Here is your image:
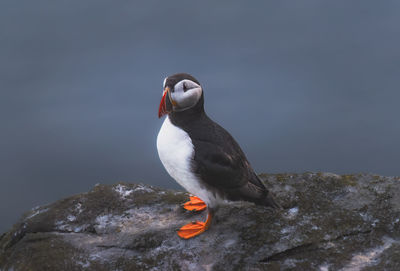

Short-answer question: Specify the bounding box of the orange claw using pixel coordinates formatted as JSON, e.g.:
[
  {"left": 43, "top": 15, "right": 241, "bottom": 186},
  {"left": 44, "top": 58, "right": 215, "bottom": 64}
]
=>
[
  {"left": 183, "top": 196, "right": 207, "bottom": 212},
  {"left": 177, "top": 211, "right": 213, "bottom": 239}
]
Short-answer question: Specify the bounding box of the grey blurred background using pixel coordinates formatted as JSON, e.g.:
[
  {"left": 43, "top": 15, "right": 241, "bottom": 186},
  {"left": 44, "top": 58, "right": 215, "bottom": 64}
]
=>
[{"left": 1, "top": 0, "right": 399, "bottom": 233}]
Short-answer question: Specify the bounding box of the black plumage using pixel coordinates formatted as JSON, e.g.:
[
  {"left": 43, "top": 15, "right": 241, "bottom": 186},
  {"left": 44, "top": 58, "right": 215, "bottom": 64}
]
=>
[{"left": 165, "top": 74, "right": 280, "bottom": 208}]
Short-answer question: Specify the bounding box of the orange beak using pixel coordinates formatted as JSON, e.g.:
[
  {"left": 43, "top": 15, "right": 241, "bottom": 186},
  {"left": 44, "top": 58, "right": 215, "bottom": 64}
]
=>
[{"left": 158, "top": 87, "right": 172, "bottom": 118}]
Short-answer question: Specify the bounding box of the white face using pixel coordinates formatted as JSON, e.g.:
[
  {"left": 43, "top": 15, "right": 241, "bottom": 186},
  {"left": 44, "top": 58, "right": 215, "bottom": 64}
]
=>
[{"left": 169, "top": 79, "right": 202, "bottom": 111}]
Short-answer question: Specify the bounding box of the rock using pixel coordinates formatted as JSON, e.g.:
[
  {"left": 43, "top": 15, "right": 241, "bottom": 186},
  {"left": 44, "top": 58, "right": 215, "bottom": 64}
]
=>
[{"left": 1, "top": 173, "right": 400, "bottom": 270}]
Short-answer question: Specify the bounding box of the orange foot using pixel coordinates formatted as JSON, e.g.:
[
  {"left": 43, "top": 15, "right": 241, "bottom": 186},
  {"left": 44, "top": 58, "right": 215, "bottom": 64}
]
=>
[
  {"left": 183, "top": 196, "right": 207, "bottom": 212},
  {"left": 177, "top": 211, "right": 213, "bottom": 239}
]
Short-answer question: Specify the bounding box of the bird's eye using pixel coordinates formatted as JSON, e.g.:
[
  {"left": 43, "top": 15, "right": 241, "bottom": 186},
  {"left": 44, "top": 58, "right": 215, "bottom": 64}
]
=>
[{"left": 183, "top": 83, "right": 188, "bottom": 92}]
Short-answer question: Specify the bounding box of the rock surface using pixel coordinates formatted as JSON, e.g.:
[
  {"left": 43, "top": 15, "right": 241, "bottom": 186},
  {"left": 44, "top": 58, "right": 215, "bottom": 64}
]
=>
[{"left": 1, "top": 173, "right": 400, "bottom": 270}]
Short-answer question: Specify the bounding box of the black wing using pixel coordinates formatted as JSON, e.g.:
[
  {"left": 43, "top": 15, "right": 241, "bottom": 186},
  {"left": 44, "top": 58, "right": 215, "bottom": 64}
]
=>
[
  {"left": 191, "top": 138, "right": 247, "bottom": 189},
  {"left": 190, "top": 120, "right": 272, "bottom": 205}
]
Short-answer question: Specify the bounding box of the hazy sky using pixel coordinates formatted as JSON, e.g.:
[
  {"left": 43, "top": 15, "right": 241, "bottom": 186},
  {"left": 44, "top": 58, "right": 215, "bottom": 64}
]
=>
[{"left": 1, "top": 1, "right": 399, "bottom": 233}]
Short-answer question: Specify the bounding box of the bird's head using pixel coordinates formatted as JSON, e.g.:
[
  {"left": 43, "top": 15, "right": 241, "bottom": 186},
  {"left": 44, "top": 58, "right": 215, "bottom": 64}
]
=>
[{"left": 158, "top": 73, "right": 203, "bottom": 118}]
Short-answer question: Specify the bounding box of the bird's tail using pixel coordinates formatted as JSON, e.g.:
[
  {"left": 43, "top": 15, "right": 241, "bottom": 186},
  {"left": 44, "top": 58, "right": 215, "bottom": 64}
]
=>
[{"left": 262, "top": 190, "right": 282, "bottom": 209}]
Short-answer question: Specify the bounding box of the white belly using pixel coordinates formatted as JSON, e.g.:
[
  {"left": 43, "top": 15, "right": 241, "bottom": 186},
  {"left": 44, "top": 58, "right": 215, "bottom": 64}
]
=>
[{"left": 157, "top": 117, "right": 217, "bottom": 206}]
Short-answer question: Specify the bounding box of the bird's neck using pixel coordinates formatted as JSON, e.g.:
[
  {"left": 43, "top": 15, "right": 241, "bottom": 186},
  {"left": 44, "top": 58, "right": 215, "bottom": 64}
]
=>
[{"left": 169, "top": 95, "right": 206, "bottom": 127}]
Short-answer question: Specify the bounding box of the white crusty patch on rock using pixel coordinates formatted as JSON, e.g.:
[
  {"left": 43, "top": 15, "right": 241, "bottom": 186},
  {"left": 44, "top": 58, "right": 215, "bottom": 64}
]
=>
[
  {"left": 75, "top": 202, "right": 83, "bottom": 214},
  {"left": 319, "top": 263, "right": 331, "bottom": 271},
  {"left": 340, "top": 237, "right": 398, "bottom": 271},
  {"left": 113, "top": 184, "right": 133, "bottom": 199},
  {"left": 281, "top": 226, "right": 296, "bottom": 235},
  {"left": 133, "top": 184, "right": 154, "bottom": 193},
  {"left": 283, "top": 258, "right": 303, "bottom": 269},
  {"left": 26, "top": 207, "right": 49, "bottom": 220},
  {"left": 55, "top": 220, "right": 66, "bottom": 230},
  {"left": 95, "top": 214, "right": 120, "bottom": 232},
  {"left": 55, "top": 219, "right": 89, "bottom": 233},
  {"left": 76, "top": 260, "right": 90, "bottom": 268},
  {"left": 67, "top": 214, "right": 77, "bottom": 222},
  {"left": 92, "top": 205, "right": 186, "bottom": 235},
  {"left": 286, "top": 207, "right": 299, "bottom": 219}
]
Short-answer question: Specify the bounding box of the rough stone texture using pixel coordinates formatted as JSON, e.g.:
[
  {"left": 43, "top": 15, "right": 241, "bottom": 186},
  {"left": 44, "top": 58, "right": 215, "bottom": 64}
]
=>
[{"left": 1, "top": 173, "right": 400, "bottom": 271}]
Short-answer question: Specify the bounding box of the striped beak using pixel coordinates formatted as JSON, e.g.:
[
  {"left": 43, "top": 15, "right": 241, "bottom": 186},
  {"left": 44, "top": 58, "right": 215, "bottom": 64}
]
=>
[{"left": 158, "top": 87, "right": 173, "bottom": 118}]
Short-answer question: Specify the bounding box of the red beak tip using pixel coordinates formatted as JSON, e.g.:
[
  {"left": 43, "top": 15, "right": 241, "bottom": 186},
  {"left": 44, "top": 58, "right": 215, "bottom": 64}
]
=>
[{"left": 158, "top": 90, "right": 168, "bottom": 118}]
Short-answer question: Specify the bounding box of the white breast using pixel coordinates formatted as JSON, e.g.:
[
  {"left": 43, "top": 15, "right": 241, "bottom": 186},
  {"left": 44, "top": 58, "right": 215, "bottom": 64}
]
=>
[{"left": 157, "top": 117, "right": 218, "bottom": 206}]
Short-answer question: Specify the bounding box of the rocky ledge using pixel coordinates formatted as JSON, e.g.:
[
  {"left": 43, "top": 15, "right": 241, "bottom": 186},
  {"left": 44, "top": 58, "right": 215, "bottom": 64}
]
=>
[{"left": 1, "top": 173, "right": 400, "bottom": 270}]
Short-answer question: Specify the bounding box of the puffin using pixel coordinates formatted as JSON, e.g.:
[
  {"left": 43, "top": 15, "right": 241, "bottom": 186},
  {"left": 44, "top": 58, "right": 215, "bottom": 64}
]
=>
[{"left": 157, "top": 73, "right": 280, "bottom": 239}]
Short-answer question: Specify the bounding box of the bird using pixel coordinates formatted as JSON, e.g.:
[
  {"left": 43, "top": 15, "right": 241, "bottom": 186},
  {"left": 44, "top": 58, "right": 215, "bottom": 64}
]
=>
[{"left": 157, "top": 73, "right": 280, "bottom": 239}]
